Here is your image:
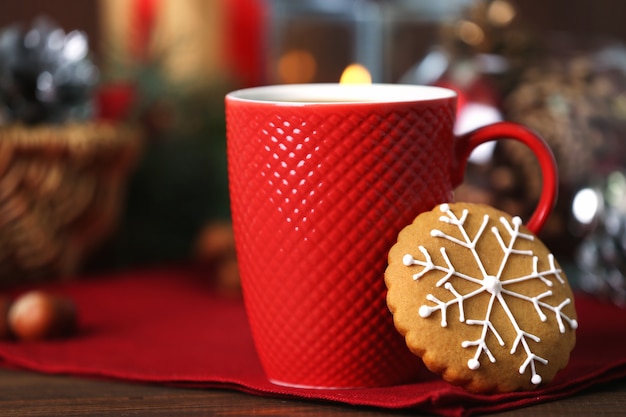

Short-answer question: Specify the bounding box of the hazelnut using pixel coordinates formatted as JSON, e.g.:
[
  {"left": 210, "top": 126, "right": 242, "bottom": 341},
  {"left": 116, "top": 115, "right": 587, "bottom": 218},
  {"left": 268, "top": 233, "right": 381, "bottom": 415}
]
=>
[{"left": 8, "top": 291, "right": 77, "bottom": 341}]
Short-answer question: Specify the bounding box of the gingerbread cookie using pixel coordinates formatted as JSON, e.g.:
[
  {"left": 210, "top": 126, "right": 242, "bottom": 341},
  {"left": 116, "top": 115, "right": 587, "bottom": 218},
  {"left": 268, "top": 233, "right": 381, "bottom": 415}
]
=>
[{"left": 385, "top": 203, "right": 577, "bottom": 393}]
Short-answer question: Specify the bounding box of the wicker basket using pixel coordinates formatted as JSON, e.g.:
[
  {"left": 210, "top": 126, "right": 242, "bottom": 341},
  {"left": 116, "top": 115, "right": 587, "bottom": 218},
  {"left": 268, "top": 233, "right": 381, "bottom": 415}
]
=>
[{"left": 0, "top": 122, "right": 141, "bottom": 286}]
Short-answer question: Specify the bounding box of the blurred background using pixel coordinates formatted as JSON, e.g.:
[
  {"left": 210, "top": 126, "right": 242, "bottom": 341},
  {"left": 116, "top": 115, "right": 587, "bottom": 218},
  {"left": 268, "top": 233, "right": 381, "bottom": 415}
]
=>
[{"left": 1, "top": 0, "right": 626, "bottom": 304}]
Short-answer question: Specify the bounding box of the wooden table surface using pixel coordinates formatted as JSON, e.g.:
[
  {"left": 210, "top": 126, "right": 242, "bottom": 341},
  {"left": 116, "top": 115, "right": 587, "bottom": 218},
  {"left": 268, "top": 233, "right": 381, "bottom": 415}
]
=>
[{"left": 0, "top": 368, "right": 624, "bottom": 416}]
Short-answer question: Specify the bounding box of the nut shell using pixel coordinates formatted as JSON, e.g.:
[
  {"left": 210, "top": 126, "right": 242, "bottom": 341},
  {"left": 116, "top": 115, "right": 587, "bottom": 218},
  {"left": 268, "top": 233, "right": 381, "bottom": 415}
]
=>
[{"left": 8, "top": 291, "right": 77, "bottom": 341}]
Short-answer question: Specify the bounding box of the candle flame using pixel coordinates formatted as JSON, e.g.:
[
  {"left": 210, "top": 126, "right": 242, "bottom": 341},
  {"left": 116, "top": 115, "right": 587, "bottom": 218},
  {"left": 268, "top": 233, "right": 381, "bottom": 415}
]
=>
[{"left": 339, "top": 63, "right": 372, "bottom": 84}]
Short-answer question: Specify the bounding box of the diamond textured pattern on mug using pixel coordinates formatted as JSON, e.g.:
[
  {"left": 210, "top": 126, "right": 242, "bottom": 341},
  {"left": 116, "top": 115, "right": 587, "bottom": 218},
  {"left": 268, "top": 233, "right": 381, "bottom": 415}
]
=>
[{"left": 227, "top": 102, "right": 454, "bottom": 386}]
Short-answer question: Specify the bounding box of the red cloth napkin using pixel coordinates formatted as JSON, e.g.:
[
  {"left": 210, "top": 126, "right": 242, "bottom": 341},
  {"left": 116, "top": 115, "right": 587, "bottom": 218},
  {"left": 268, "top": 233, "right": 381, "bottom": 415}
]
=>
[{"left": 0, "top": 267, "right": 624, "bottom": 417}]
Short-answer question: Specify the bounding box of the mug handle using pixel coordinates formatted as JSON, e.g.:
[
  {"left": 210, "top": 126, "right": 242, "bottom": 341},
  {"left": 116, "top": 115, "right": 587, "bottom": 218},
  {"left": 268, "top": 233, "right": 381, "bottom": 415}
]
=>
[{"left": 453, "top": 122, "right": 558, "bottom": 235}]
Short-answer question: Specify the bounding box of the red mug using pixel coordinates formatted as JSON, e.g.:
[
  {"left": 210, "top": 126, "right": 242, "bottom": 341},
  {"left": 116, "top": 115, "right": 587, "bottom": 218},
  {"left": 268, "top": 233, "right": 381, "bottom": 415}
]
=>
[{"left": 225, "top": 84, "right": 557, "bottom": 388}]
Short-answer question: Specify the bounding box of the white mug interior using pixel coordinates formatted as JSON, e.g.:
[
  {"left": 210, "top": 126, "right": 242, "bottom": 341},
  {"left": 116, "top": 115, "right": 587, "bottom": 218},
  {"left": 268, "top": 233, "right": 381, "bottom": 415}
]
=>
[{"left": 226, "top": 84, "right": 457, "bottom": 105}]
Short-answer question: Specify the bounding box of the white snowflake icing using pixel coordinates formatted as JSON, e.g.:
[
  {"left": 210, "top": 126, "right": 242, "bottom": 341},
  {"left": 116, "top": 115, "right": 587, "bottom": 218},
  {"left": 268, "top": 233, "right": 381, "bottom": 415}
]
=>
[{"left": 402, "top": 204, "right": 578, "bottom": 385}]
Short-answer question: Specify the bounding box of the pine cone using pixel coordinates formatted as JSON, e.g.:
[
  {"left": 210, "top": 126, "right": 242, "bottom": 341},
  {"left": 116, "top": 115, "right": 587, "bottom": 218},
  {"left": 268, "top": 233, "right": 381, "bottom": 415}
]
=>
[{"left": 0, "top": 17, "right": 98, "bottom": 125}]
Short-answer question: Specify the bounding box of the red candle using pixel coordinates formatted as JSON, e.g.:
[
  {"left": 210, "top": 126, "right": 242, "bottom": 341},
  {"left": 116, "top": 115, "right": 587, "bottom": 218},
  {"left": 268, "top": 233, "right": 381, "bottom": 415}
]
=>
[
  {"left": 132, "top": 0, "right": 159, "bottom": 61},
  {"left": 223, "top": 0, "right": 266, "bottom": 87}
]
